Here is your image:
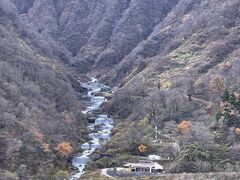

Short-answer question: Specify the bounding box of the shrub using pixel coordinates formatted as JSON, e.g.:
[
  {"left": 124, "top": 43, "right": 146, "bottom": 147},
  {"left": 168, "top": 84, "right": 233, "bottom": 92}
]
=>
[
  {"left": 53, "top": 170, "right": 70, "bottom": 180},
  {"left": 177, "top": 121, "right": 190, "bottom": 133},
  {"left": 42, "top": 143, "right": 50, "bottom": 152},
  {"left": 55, "top": 142, "right": 73, "bottom": 156},
  {"left": 235, "top": 128, "right": 240, "bottom": 135},
  {"left": 137, "top": 144, "right": 147, "bottom": 153}
]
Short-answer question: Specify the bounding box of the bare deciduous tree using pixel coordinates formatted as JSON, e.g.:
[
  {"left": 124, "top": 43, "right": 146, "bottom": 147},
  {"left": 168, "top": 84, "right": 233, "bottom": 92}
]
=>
[{"left": 209, "top": 75, "right": 225, "bottom": 96}]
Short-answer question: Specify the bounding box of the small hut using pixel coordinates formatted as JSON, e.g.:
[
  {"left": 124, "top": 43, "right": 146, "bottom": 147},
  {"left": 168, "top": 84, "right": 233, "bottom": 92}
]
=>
[{"left": 124, "top": 160, "right": 163, "bottom": 173}]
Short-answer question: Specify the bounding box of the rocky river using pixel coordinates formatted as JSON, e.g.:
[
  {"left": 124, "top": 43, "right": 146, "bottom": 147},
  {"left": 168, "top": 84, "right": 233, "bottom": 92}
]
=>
[{"left": 70, "top": 78, "right": 113, "bottom": 179}]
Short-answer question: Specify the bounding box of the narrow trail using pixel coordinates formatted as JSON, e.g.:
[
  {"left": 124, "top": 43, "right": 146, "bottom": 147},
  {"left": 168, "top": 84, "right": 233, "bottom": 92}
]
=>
[
  {"left": 181, "top": 90, "right": 213, "bottom": 106},
  {"left": 101, "top": 168, "right": 113, "bottom": 178},
  {"left": 190, "top": 96, "right": 213, "bottom": 106}
]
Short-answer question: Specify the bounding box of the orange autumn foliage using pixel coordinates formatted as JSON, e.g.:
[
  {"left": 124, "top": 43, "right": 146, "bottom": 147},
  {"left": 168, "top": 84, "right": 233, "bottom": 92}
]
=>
[
  {"left": 177, "top": 121, "right": 190, "bottom": 132},
  {"left": 235, "top": 128, "right": 240, "bottom": 135},
  {"left": 138, "top": 144, "right": 147, "bottom": 153},
  {"left": 55, "top": 142, "right": 73, "bottom": 156}
]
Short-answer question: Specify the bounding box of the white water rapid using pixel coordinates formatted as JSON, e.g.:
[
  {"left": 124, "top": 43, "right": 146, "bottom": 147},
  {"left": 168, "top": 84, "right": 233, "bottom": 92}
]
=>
[{"left": 70, "top": 78, "right": 113, "bottom": 179}]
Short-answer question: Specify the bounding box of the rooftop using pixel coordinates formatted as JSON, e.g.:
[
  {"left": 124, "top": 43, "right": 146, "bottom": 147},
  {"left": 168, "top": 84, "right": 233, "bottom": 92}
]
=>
[{"left": 124, "top": 161, "right": 163, "bottom": 169}]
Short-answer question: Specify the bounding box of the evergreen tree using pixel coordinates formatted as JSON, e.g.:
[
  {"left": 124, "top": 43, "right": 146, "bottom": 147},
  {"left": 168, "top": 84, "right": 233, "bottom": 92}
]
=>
[
  {"left": 223, "top": 111, "right": 233, "bottom": 127},
  {"left": 215, "top": 111, "right": 223, "bottom": 121},
  {"left": 234, "top": 101, "right": 240, "bottom": 110},
  {"left": 221, "top": 89, "right": 230, "bottom": 102},
  {"left": 229, "top": 93, "right": 236, "bottom": 105},
  {"left": 236, "top": 117, "right": 240, "bottom": 128}
]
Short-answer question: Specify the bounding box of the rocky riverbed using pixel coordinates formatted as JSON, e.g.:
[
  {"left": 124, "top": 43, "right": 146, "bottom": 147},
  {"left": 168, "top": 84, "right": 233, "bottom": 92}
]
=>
[{"left": 70, "top": 78, "right": 113, "bottom": 179}]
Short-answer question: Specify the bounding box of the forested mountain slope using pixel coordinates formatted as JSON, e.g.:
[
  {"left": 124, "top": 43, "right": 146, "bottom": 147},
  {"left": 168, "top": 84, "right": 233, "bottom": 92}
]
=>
[
  {"left": 96, "top": 0, "right": 240, "bottom": 176},
  {"left": 11, "top": 0, "right": 179, "bottom": 73},
  {"left": 12, "top": 0, "right": 239, "bottom": 87},
  {"left": 0, "top": 1, "right": 87, "bottom": 179},
  {"left": 0, "top": 0, "right": 240, "bottom": 179}
]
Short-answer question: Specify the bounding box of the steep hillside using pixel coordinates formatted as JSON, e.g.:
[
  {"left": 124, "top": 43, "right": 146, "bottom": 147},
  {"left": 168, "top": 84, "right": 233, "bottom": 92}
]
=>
[
  {"left": 13, "top": 0, "right": 239, "bottom": 87},
  {"left": 1, "top": 0, "right": 240, "bottom": 179},
  {"left": 106, "top": 0, "right": 240, "bottom": 117},
  {"left": 11, "top": 0, "right": 179, "bottom": 73},
  {"left": 101, "top": 0, "right": 240, "bottom": 85},
  {"left": 0, "top": 1, "right": 88, "bottom": 179},
  {"left": 92, "top": 0, "right": 240, "bottom": 176}
]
